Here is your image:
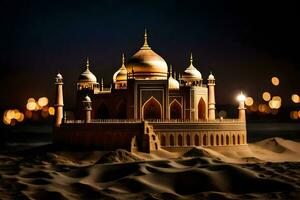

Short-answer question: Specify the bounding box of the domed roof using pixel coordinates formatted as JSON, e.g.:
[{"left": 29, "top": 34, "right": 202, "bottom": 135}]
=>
[
  {"left": 83, "top": 95, "right": 91, "bottom": 102},
  {"left": 181, "top": 54, "right": 202, "bottom": 80},
  {"left": 208, "top": 72, "right": 215, "bottom": 80},
  {"left": 126, "top": 30, "right": 168, "bottom": 80},
  {"left": 115, "top": 54, "right": 128, "bottom": 82},
  {"left": 78, "top": 58, "right": 97, "bottom": 83},
  {"left": 56, "top": 73, "right": 63, "bottom": 79},
  {"left": 113, "top": 69, "right": 120, "bottom": 83}
]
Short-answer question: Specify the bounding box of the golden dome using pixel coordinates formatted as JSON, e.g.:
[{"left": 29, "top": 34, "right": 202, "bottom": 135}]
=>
[
  {"left": 208, "top": 72, "right": 215, "bottom": 80},
  {"left": 182, "top": 53, "right": 202, "bottom": 80},
  {"left": 113, "top": 69, "right": 120, "bottom": 83},
  {"left": 126, "top": 30, "right": 168, "bottom": 80},
  {"left": 116, "top": 54, "right": 128, "bottom": 82},
  {"left": 79, "top": 58, "right": 97, "bottom": 83}
]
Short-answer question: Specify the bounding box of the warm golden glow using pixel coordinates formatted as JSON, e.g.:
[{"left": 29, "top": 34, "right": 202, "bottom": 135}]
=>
[
  {"left": 298, "top": 110, "right": 300, "bottom": 118},
  {"left": 27, "top": 98, "right": 36, "bottom": 103},
  {"left": 262, "top": 92, "right": 271, "bottom": 101},
  {"left": 38, "top": 97, "right": 49, "bottom": 107},
  {"left": 269, "top": 99, "right": 281, "bottom": 109},
  {"left": 291, "top": 94, "right": 299, "bottom": 103},
  {"left": 290, "top": 111, "right": 298, "bottom": 120},
  {"left": 48, "top": 107, "right": 55, "bottom": 116},
  {"left": 250, "top": 104, "right": 258, "bottom": 112},
  {"left": 258, "top": 104, "right": 268, "bottom": 113},
  {"left": 271, "top": 77, "right": 280, "bottom": 86},
  {"left": 245, "top": 97, "right": 254, "bottom": 106},
  {"left": 16, "top": 113, "right": 24, "bottom": 122},
  {"left": 26, "top": 102, "right": 36, "bottom": 111},
  {"left": 237, "top": 92, "right": 246, "bottom": 102}
]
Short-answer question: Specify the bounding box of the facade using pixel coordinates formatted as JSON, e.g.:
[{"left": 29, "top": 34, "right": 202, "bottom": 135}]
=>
[{"left": 53, "top": 31, "right": 247, "bottom": 153}]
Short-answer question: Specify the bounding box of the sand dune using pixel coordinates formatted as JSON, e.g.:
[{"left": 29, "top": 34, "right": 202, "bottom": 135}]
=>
[{"left": 0, "top": 137, "right": 300, "bottom": 200}]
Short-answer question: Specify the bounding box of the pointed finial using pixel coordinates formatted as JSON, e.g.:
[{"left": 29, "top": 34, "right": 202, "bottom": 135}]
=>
[
  {"left": 190, "top": 53, "right": 193, "bottom": 64},
  {"left": 122, "top": 53, "right": 125, "bottom": 65},
  {"left": 169, "top": 65, "right": 173, "bottom": 77},
  {"left": 86, "top": 57, "right": 90, "bottom": 70},
  {"left": 142, "top": 28, "right": 150, "bottom": 49}
]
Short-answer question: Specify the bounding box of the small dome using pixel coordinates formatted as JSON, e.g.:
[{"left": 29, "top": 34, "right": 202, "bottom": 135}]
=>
[
  {"left": 78, "top": 58, "right": 97, "bottom": 83},
  {"left": 126, "top": 30, "right": 168, "bottom": 80},
  {"left": 115, "top": 54, "right": 128, "bottom": 82},
  {"left": 84, "top": 95, "right": 91, "bottom": 102},
  {"left": 168, "top": 77, "right": 179, "bottom": 90},
  {"left": 56, "top": 73, "right": 63, "bottom": 79},
  {"left": 181, "top": 54, "right": 202, "bottom": 80},
  {"left": 208, "top": 73, "right": 215, "bottom": 80}
]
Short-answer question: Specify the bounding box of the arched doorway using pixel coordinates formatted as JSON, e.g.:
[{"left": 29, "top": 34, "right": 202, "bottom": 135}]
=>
[
  {"left": 142, "top": 97, "right": 162, "bottom": 120},
  {"left": 170, "top": 100, "right": 182, "bottom": 119},
  {"left": 178, "top": 135, "right": 183, "bottom": 146},
  {"left": 186, "top": 135, "right": 191, "bottom": 146},
  {"left": 210, "top": 135, "right": 214, "bottom": 146},
  {"left": 221, "top": 135, "right": 224, "bottom": 145},
  {"left": 198, "top": 98, "right": 206, "bottom": 120},
  {"left": 226, "top": 135, "right": 229, "bottom": 145},
  {"left": 195, "top": 135, "right": 199, "bottom": 146},
  {"left": 116, "top": 100, "right": 126, "bottom": 119},
  {"left": 160, "top": 135, "right": 166, "bottom": 146},
  {"left": 170, "top": 135, "right": 174, "bottom": 146},
  {"left": 238, "top": 135, "right": 240, "bottom": 145},
  {"left": 216, "top": 135, "right": 219, "bottom": 146},
  {"left": 203, "top": 134, "right": 207, "bottom": 146},
  {"left": 233, "top": 135, "right": 236, "bottom": 145},
  {"left": 98, "top": 103, "right": 109, "bottom": 119}
]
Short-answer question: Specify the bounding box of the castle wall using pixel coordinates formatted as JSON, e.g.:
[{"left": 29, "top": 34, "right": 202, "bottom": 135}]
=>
[
  {"left": 149, "top": 121, "right": 247, "bottom": 150},
  {"left": 53, "top": 121, "right": 159, "bottom": 153}
]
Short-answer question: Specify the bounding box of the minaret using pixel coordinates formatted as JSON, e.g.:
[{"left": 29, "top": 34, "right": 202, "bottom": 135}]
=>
[
  {"left": 207, "top": 72, "right": 216, "bottom": 120},
  {"left": 82, "top": 95, "right": 92, "bottom": 123},
  {"left": 54, "top": 73, "right": 64, "bottom": 127},
  {"left": 237, "top": 92, "right": 246, "bottom": 121},
  {"left": 169, "top": 65, "right": 173, "bottom": 77}
]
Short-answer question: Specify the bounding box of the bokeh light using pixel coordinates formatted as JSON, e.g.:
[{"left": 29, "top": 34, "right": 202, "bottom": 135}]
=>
[
  {"left": 237, "top": 93, "right": 246, "bottom": 102},
  {"left": 27, "top": 98, "right": 36, "bottom": 103},
  {"left": 291, "top": 94, "right": 299, "bottom": 103},
  {"left": 258, "top": 104, "right": 268, "bottom": 113},
  {"left": 48, "top": 107, "right": 55, "bottom": 116},
  {"left": 271, "top": 77, "right": 280, "bottom": 86},
  {"left": 290, "top": 111, "right": 298, "bottom": 120},
  {"left": 245, "top": 97, "right": 254, "bottom": 106},
  {"left": 38, "top": 97, "right": 49, "bottom": 107},
  {"left": 26, "top": 102, "right": 36, "bottom": 111},
  {"left": 262, "top": 92, "right": 271, "bottom": 101}
]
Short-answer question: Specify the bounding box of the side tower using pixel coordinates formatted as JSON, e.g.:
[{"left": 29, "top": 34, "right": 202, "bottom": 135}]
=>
[
  {"left": 237, "top": 92, "right": 246, "bottom": 121},
  {"left": 207, "top": 72, "right": 216, "bottom": 120},
  {"left": 82, "top": 95, "right": 92, "bottom": 123},
  {"left": 54, "top": 73, "right": 64, "bottom": 127}
]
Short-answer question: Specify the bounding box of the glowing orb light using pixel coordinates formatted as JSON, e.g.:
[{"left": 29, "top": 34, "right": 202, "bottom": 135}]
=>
[
  {"left": 245, "top": 97, "right": 254, "bottom": 106},
  {"left": 237, "top": 92, "right": 246, "bottom": 102},
  {"left": 271, "top": 77, "right": 280, "bottom": 86},
  {"left": 262, "top": 92, "right": 271, "bottom": 101},
  {"left": 48, "top": 107, "right": 55, "bottom": 116},
  {"left": 38, "top": 97, "right": 49, "bottom": 107},
  {"left": 291, "top": 94, "right": 299, "bottom": 103}
]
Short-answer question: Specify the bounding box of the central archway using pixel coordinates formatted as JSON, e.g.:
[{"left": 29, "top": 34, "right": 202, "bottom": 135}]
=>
[
  {"left": 170, "top": 99, "right": 182, "bottom": 119},
  {"left": 142, "top": 97, "right": 162, "bottom": 120},
  {"left": 98, "top": 103, "right": 109, "bottom": 119},
  {"left": 198, "top": 98, "right": 206, "bottom": 120}
]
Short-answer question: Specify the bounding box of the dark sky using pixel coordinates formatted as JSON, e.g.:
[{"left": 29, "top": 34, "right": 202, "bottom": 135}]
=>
[{"left": 0, "top": 0, "right": 299, "bottom": 109}]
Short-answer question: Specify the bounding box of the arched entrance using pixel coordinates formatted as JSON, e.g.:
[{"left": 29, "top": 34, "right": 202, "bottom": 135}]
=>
[
  {"left": 170, "top": 135, "right": 174, "bottom": 146},
  {"left": 178, "top": 135, "right": 183, "bottom": 146},
  {"left": 142, "top": 97, "right": 162, "bottom": 120},
  {"left": 98, "top": 103, "right": 109, "bottom": 119},
  {"left": 160, "top": 135, "right": 166, "bottom": 146},
  {"left": 186, "top": 135, "right": 191, "bottom": 146},
  {"left": 195, "top": 135, "right": 199, "bottom": 146},
  {"left": 170, "top": 100, "right": 182, "bottom": 119},
  {"left": 198, "top": 98, "right": 206, "bottom": 120}
]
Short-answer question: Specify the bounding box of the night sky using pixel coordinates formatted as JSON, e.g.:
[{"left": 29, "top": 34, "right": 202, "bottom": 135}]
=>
[{"left": 1, "top": 0, "right": 299, "bottom": 109}]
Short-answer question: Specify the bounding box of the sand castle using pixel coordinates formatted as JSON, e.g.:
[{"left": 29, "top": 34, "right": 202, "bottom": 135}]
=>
[{"left": 53, "top": 31, "right": 247, "bottom": 153}]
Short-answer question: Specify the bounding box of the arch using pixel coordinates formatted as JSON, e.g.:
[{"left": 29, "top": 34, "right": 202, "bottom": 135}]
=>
[
  {"left": 242, "top": 135, "right": 245, "bottom": 144},
  {"left": 198, "top": 98, "right": 206, "bottom": 120},
  {"left": 186, "top": 134, "right": 191, "bottom": 146},
  {"left": 210, "top": 134, "right": 214, "bottom": 146},
  {"left": 203, "top": 134, "right": 207, "bottom": 146},
  {"left": 142, "top": 96, "right": 162, "bottom": 120},
  {"left": 98, "top": 103, "right": 109, "bottom": 119},
  {"left": 178, "top": 135, "right": 183, "bottom": 146},
  {"left": 238, "top": 134, "right": 240, "bottom": 145},
  {"left": 160, "top": 135, "right": 166, "bottom": 146},
  {"left": 216, "top": 135, "right": 219, "bottom": 146},
  {"left": 195, "top": 134, "right": 200, "bottom": 146},
  {"left": 170, "top": 135, "right": 174, "bottom": 146},
  {"left": 116, "top": 100, "right": 127, "bottom": 119},
  {"left": 170, "top": 99, "right": 182, "bottom": 119},
  {"left": 226, "top": 135, "right": 229, "bottom": 145},
  {"left": 232, "top": 134, "right": 236, "bottom": 145},
  {"left": 221, "top": 135, "right": 224, "bottom": 145}
]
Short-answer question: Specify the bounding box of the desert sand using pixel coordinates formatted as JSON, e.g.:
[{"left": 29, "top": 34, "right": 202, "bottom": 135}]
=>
[{"left": 0, "top": 137, "right": 300, "bottom": 200}]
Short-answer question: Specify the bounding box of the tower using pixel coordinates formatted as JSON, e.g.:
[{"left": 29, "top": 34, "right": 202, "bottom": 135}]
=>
[
  {"left": 54, "top": 73, "right": 64, "bottom": 127},
  {"left": 207, "top": 72, "right": 216, "bottom": 120},
  {"left": 237, "top": 92, "right": 246, "bottom": 121},
  {"left": 82, "top": 95, "right": 92, "bottom": 123}
]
